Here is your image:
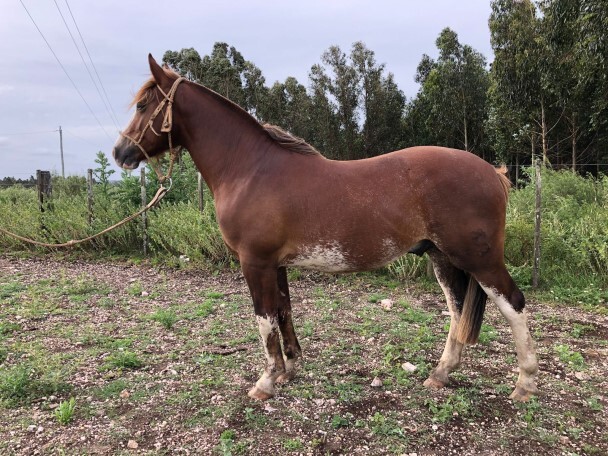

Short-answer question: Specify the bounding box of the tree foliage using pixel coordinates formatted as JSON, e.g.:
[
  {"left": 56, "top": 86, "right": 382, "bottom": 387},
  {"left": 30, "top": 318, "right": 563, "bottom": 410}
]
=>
[{"left": 156, "top": 11, "right": 607, "bottom": 175}]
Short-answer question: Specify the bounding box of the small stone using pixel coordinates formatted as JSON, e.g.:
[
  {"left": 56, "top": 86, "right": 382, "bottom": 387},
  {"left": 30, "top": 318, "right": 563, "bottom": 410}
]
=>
[
  {"left": 559, "top": 436, "right": 570, "bottom": 445},
  {"left": 37, "top": 426, "right": 44, "bottom": 433},
  {"left": 313, "top": 398, "right": 324, "bottom": 406},
  {"left": 371, "top": 377, "right": 383, "bottom": 387},
  {"left": 432, "top": 424, "right": 438, "bottom": 431},
  {"left": 327, "top": 399, "right": 336, "bottom": 406},
  {"left": 141, "top": 291, "right": 149, "bottom": 297},
  {"left": 119, "top": 390, "right": 130, "bottom": 399},
  {"left": 264, "top": 403, "right": 277, "bottom": 413},
  {"left": 402, "top": 362, "right": 417, "bottom": 372},
  {"left": 27, "top": 425, "right": 36, "bottom": 433},
  {"left": 127, "top": 440, "right": 138, "bottom": 449},
  {"left": 574, "top": 372, "right": 589, "bottom": 381},
  {"left": 380, "top": 299, "right": 393, "bottom": 310}
]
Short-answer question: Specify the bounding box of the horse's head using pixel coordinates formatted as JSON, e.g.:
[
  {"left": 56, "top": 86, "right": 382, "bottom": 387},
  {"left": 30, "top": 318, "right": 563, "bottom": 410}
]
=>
[{"left": 113, "top": 55, "right": 184, "bottom": 171}]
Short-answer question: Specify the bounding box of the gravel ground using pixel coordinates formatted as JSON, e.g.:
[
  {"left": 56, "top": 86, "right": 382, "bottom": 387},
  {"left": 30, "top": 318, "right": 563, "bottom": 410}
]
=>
[{"left": 0, "top": 254, "right": 606, "bottom": 455}]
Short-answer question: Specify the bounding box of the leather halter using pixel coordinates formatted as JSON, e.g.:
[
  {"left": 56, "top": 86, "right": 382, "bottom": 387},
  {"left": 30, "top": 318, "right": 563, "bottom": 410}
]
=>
[{"left": 120, "top": 77, "right": 186, "bottom": 183}]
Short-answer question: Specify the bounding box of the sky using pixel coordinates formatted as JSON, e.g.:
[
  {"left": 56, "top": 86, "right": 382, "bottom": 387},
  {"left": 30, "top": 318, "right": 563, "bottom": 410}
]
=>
[{"left": 0, "top": 0, "right": 494, "bottom": 179}]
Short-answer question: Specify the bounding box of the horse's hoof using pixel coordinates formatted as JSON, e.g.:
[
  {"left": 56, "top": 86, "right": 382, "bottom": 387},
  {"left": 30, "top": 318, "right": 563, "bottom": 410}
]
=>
[
  {"left": 248, "top": 386, "right": 274, "bottom": 401},
  {"left": 423, "top": 376, "right": 447, "bottom": 389},
  {"left": 509, "top": 386, "right": 536, "bottom": 402},
  {"left": 276, "top": 371, "right": 295, "bottom": 384}
]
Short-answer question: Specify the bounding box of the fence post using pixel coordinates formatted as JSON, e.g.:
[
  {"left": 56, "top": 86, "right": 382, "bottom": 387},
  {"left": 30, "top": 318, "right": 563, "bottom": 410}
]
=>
[
  {"left": 36, "top": 170, "right": 52, "bottom": 212},
  {"left": 87, "top": 169, "right": 94, "bottom": 226},
  {"left": 532, "top": 159, "right": 542, "bottom": 288},
  {"left": 141, "top": 167, "right": 148, "bottom": 255},
  {"left": 197, "top": 172, "right": 205, "bottom": 213}
]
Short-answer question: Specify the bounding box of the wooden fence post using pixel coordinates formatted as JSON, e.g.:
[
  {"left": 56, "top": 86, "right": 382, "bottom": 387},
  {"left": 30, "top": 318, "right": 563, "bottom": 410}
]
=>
[
  {"left": 87, "top": 169, "right": 93, "bottom": 226},
  {"left": 532, "top": 159, "right": 542, "bottom": 288},
  {"left": 141, "top": 167, "right": 148, "bottom": 255},
  {"left": 197, "top": 172, "right": 205, "bottom": 213},
  {"left": 36, "top": 170, "right": 52, "bottom": 212}
]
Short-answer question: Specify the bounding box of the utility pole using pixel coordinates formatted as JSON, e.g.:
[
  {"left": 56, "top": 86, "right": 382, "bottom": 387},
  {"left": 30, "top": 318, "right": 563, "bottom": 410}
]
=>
[{"left": 59, "top": 126, "right": 65, "bottom": 178}]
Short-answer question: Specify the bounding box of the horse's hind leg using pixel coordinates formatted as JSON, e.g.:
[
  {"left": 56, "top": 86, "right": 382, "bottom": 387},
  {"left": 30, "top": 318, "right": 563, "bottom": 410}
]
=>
[
  {"left": 424, "top": 249, "right": 468, "bottom": 388},
  {"left": 474, "top": 268, "right": 538, "bottom": 402},
  {"left": 276, "top": 267, "right": 302, "bottom": 383}
]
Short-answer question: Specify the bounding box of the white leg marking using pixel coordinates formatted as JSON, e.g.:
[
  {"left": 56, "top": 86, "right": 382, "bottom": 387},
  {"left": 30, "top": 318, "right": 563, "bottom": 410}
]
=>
[
  {"left": 481, "top": 285, "right": 538, "bottom": 393},
  {"left": 430, "top": 268, "right": 464, "bottom": 383},
  {"left": 255, "top": 315, "right": 281, "bottom": 395}
]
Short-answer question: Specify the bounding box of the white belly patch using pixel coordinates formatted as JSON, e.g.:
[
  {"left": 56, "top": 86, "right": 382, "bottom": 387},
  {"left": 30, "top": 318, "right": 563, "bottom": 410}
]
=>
[{"left": 283, "top": 242, "right": 351, "bottom": 272}]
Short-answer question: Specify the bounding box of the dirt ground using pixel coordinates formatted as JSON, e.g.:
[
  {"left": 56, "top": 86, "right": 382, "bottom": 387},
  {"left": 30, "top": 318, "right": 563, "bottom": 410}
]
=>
[{"left": 0, "top": 254, "right": 606, "bottom": 455}]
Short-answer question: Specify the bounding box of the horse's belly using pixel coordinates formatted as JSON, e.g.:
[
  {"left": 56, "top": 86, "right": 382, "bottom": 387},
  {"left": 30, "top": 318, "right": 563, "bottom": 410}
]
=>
[{"left": 281, "top": 239, "right": 404, "bottom": 273}]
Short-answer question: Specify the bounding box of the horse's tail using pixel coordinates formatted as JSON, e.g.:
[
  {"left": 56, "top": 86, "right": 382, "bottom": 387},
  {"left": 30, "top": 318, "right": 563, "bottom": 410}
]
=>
[
  {"left": 455, "top": 274, "right": 488, "bottom": 345},
  {"left": 495, "top": 165, "right": 511, "bottom": 202}
]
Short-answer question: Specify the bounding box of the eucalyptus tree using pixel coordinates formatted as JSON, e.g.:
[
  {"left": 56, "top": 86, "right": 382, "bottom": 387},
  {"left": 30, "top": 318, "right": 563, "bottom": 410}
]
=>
[
  {"left": 259, "top": 77, "right": 313, "bottom": 141},
  {"left": 489, "top": 0, "right": 552, "bottom": 165},
  {"left": 163, "top": 43, "right": 266, "bottom": 116},
  {"left": 407, "top": 28, "right": 490, "bottom": 157}
]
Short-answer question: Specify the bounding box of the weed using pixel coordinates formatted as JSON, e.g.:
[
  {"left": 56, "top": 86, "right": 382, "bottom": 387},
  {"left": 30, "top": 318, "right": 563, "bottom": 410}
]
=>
[
  {"left": 570, "top": 323, "right": 594, "bottom": 339},
  {"left": 282, "top": 438, "right": 304, "bottom": 451},
  {"left": 0, "top": 322, "right": 21, "bottom": 336},
  {"left": 92, "top": 379, "right": 129, "bottom": 400},
  {"left": 331, "top": 414, "right": 349, "bottom": 429},
  {"left": 478, "top": 324, "right": 498, "bottom": 345},
  {"left": 516, "top": 396, "right": 541, "bottom": 427},
  {"left": 300, "top": 320, "right": 314, "bottom": 338},
  {"left": 287, "top": 269, "right": 302, "bottom": 281},
  {"left": 244, "top": 407, "right": 268, "bottom": 428},
  {"left": 54, "top": 397, "right": 76, "bottom": 425},
  {"left": 424, "top": 389, "right": 478, "bottom": 423},
  {"left": 369, "top": 412, "right": 406, "bottom": 438},
  {"left": 103, "top": 351, "right": 143, "bottom": 370},
  {"left": 196, "top": 300, "right": 216, "bottom": 318},
  {"left": 206, "top": 291, "right": 224, "bottom": 300},
  {"left": 0, "top": 282, "right": 25, "bottom": 300},
  {"left": 327, "top": 380, "right": 363, "bottom": 402},
  {"left": 126, "top": 282, "right": 143, "bottom": 296},
  {"left": 554, "top": 344, "right": 586, "bottom": 370},
  {"left": 0, "top": 362, "right": 70, "bottom": 406},
  {"left": 586, "top": 397, "right": 603, "bottom": 412},
  {"left": 367, "top": 293, "right": 387, "bottom": 303},
  {"left": 216, "top": 429, "right": 237, "bottom": 456},
  {"left": 149, "top": 308, "right": 179, "bottom": 330}
]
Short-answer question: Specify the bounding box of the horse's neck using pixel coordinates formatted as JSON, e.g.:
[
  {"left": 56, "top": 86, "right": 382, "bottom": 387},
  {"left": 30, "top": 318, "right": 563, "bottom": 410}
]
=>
[{"left": 177, "top": 85, "right": 270, "bottom": 195}]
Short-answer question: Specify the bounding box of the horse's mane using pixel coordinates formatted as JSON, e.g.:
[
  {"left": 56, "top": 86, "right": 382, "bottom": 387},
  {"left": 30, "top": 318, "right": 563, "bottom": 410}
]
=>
[
  {"left": 262, "top": 124, "right": 321, "bottom": 156},
  {"left": 131, "top": 66, "right": 321, "bottom": 157}
]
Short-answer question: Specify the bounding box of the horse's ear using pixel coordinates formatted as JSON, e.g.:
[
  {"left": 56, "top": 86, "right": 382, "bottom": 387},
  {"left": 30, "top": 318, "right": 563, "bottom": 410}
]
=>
[{"left": 148, "top": 54, "right": 167, "bottom": 84}]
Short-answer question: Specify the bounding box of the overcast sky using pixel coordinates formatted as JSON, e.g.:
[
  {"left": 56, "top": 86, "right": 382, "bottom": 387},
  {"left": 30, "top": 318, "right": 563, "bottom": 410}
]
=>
[{"left": 0, "top": 0, "right": 494, "bottom": 179}]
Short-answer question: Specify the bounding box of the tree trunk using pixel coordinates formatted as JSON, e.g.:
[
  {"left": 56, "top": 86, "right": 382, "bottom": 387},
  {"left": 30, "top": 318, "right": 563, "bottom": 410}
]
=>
[
  {"left": 515, "top": 154, "right": 520, "bottom": 189},
  {"left": 541, "top": 100, "right": 548, "bottom": 166},
  {"left": 571, "top": 112, "right": 577, "bottom": 172}
]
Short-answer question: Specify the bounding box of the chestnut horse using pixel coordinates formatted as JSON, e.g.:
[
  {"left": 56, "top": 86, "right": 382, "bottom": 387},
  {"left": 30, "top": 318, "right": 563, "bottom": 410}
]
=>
[{"left": 113, "top": 55, "right": 538, "bottom": 402}]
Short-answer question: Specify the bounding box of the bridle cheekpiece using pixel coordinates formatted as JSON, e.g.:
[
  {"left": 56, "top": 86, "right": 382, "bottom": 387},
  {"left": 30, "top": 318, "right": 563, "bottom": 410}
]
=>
[{"left": 120, "top": 76, "right": 186, "bottom": 184}]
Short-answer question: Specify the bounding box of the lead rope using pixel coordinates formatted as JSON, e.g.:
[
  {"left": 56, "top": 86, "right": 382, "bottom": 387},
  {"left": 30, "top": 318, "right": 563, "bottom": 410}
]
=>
[{"left": 0, "top": 78, "right": 186, "bottom": 249}]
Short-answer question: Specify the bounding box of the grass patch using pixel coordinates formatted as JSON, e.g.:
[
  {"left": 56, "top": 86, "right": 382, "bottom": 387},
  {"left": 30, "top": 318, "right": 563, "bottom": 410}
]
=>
[
  {"left": 102, "top": 351, "right": 143, "bottom": 371},
  {"left": 149, "top": 308, "right": 179, "bottom": 330}
]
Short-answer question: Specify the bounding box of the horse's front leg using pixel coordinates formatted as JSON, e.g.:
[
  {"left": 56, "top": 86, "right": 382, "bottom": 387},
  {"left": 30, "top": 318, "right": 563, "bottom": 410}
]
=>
[
  {"left": 242, "top": 262, "right": 286, "bottom": 401},
  {"left": 276, "top": 267, "right": 302, "bottom": 383}
]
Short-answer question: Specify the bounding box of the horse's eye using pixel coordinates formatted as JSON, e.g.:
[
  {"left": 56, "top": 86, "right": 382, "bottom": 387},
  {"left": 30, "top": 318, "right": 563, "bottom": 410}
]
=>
[{"left": 136, "top": 101, "right": 146, "bottom": 112}]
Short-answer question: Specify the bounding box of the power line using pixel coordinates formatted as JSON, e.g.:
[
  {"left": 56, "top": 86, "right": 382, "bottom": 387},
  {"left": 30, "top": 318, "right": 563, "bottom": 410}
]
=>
[
  {"left": 18, "top": 0, "right": 114, "bottom": 141},
  {"left": 64, "top": 0, "right": 121, "bottom": 129},
  {"left": 52, "top": 0, "right": 120, "bottom": 132},
  {"left": 0, "top": 129, "right": 57, "bottom": 136}
]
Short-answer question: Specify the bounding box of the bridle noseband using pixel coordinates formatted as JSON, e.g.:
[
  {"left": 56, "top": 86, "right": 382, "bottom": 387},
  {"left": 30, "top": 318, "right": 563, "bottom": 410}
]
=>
[{"left": 121, "top": 76, "right": 186, "bottom": 184}]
